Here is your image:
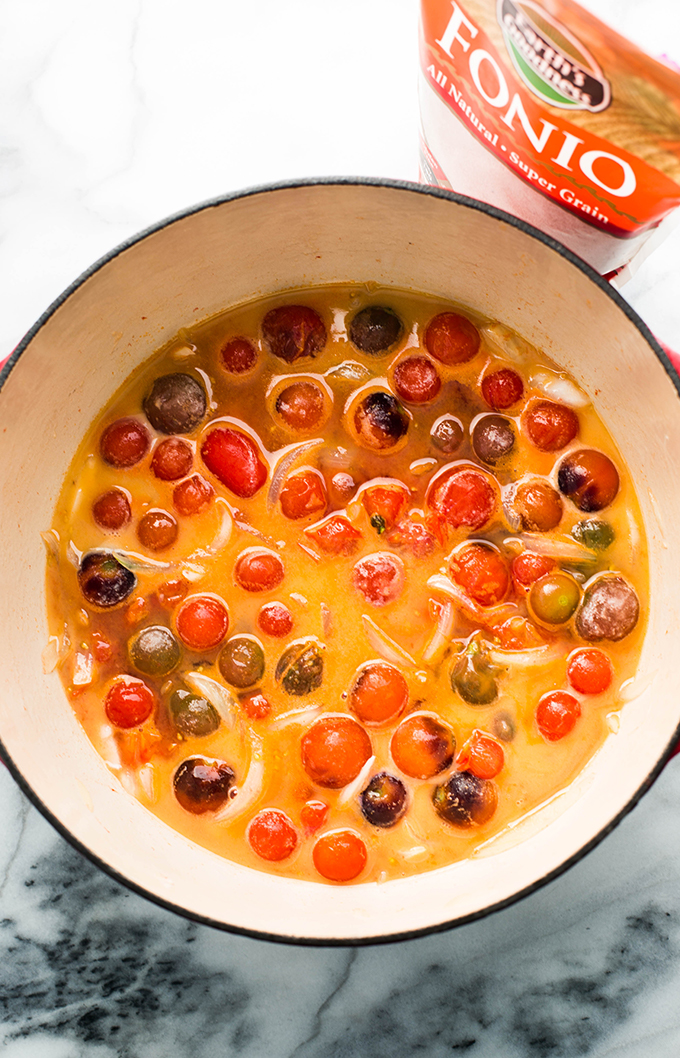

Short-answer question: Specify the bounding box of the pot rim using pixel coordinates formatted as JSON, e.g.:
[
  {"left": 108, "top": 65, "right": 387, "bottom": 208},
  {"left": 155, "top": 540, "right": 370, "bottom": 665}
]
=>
[{"left": 2, "top": 176, "right": 679, "bottom": 947}]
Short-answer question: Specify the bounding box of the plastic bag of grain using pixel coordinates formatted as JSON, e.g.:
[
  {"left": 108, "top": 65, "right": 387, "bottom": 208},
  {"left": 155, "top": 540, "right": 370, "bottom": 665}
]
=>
[{"left": 419, "top": 0, "right": 680, "bottom": 276}]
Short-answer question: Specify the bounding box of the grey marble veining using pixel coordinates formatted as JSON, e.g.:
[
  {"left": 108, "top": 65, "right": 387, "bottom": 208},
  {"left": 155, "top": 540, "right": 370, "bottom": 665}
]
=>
[{"left": 2, "top": 1, "right": 680, "bottom": 1055}]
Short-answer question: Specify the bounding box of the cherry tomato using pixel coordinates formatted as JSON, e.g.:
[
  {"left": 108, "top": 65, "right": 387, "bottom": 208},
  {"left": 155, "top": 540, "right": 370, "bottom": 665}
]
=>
[
  {"left": 156, "top": 577, "right": 189, "bottom": 609},
  {"left": 349, "top": 661, "right": 409, "bottom": 725},
  {"left": 524, "top": 400, "right": 579, "bottom": 451},
  {"left": 221, "top": 336, "right": 257, "bottom": 374},
  {"left": 511, "top": 551, "right": 555, "bottom": 588},
  {"left": 301, "top": 716, "right": 372, "bottom": 788},
  {"left": 386, "top": 518, "right": 437, "bottom": 558},
  {"left": 456, "top": 730, "right": 505, "bottom": 779},
  {"left": 238, "top": 690, "right": 272, "bottom": 719},
  {"left": 313, "top": 830, "right": 367, "bottom": 882},
  {"left": 137, "top": 509, "right": 178, "bottom": 551},
  {"left": 234, "top": 549, "right": 285, "bottom": 592},
  {"left": 567, "top": 648, "right": 613, "bottom": 694},
  {"left": 481, "top": 368, "right": 524, "bottom": 410},
  {"left": 424, "top": 312, "right": 480, "bottom": 365},
  {"left": 105, "top": 677, "right": 154, "bottom": 729},
  {"left": 349, "top": 306, "right": 403, "bottom": 354},
  {"left": 176, "top": 595, "right": 229, "bottom": 651},
  {"left": 201, "top": 427, "right": 268, "bottom": 499},
  {"left": 143, "top": 374, "right": 206, "bottom": 435},
  {"left": 393, "top": 357, "right": 441, "bottom": 403},
  {"left": 91, "top": 631, "right": 113, "bottom": 662},
  {"left": 92, "top": 488, "right": 131, "bottom": 531},
  {"left": 151, "top": 438, "right": 193, "bottom": 481},
  {"left": 494, "top": 615, "right": 544, "bottom": 650},
  {"left": 173, "top": 757, "right": 235, "bottom": 813},
  {"left": 530, "top": 572, "right": 581, "bottom": 625},
  {"left": 248, "top": 809, "right": 298, "bottom": 861},
  {"left": 536, "top": 691, "right": 581, "bottom": 741},
  {"left": 353, "top": 392, "right": 409, "bottom": 451},
  {"left": 279, "top": 469, "right": 327, "bottom": 520},
  {"left": 173, "top": 474, "right": 214, "bottom": 516},
  {"left": 262, "top": 305, "right": 326, "bottom": 363},
  {"left": 300, "top": 799, "right": 329, "bottom": 834},
  {"left": 449, "top": 543, "right": 509, "bottom": 607},
  {"left": 275, "top": 381, "right": 326, "bottom": 431},
  {"left": 257, "top": 601, "right": 294, "bottom": 638},
  {"left": 304, "top": 515, "right": 362, "bottom": 555},
  {"left": 426, "top": 466, "right": 496, "bottom": 531},
  {"left": 100, "top": 417, "right": 150, "bottom": 467},
  {"left": 558, "top": 449, "right": 619, "bottom": 512},
  {"left": 391, "top": 714, "right": 455, "bottom": 779},
  {"left": 352, "top": 552, "right": 405, "bottom": 606},
  {"left": 431, "top": 415, "right": 464, "bottom": 454},
  {"left": 361, "top": 481, "right": 410, "bottom": 532},
  {"left": 515, "top": 481, "right": 563, "bottom": 532}
]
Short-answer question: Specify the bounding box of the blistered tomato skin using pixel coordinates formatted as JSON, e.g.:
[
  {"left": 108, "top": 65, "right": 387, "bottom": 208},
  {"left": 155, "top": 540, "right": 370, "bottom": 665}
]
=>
[
  {"left": 511, "top": 551, "right": 555, "bottom": 588},
  {"left": 558, "top": 449, "right": 620, "bottom": 512},
  {"left": 173, "top": 474, "right": 214, "bottom": 516},
  {"left": 481, "top": 368, "right": 524, "bottom": 410},
  {"left": 170, "top": 690, "right": 220, "bottom": 738},
  {"left": 536, "top": 691, "right": 581, "bottom": 741},
  {"left": 105, "top": 677, "right": 154, "bottom": 728},
  {"left": 567, "top": 648, "right": 613, "bottom": 694},
  {"left": 433, "top": 771, "right": 497, "bottom": 827},
  {"left": 137, "top": 510, "right": 178, "bottom": 552},
  {"left": 248, "top": 809, "right": 298, "bottom": 861},
  {"left": 234, "top": 549, "right": 285, "bottom": 592},
  {"left": 524, "top": 400, "right": 579, "bottom": 451},
  {"left": 127, "top": 626, "right": 181, "bottom": 677},
  {"left": 201, "top": 428, "right": 268, "bottom": 499},
  {"left": 279, "top": 470, "right": 327, "bottom": 520},
  {"left": 144, "top": 374, "right": 207, "bottom": 435},
  {"left": 427, "top": 466, "right": 496, "bottom": 531},
  {"left": 360, "top": 772, "right": 408, "bottom": 828},
  {"left": 301, "top": 716, "right": 372, "bottom": 788},
  {"left": 221, "top": 337, "right": 257, "bottom": 374},
  {"left": 313, "top": 830, "right": 367, "bottom": 882},
  {"left": 275, "top": 641, "right": 324, "bottom": 695},
  {"left": 575, "top": 575, "right": 639, "bottom": 642},
  {"left": 92, "top": 489, "right": 131, "bottom": 531},
  {"left": 391, "top": 715, "right": 455, "bottom": 779},
  {"left": 262, "top": 305, "right": 326, "bottom": 363},
  {"left": 424, "top": 312, "right": 480, "bottom": 365},
  {"left": 348, "top": 306, "right": 403, "bottom": 355},
  {"left": 100, "top": 418, "right": 150, "bottom": 467},
  {"left": 449, "top": 543, "right": 509, "bottom": 607},
  {"left": 472, "top": 415, "right": 515, "bottom": 465},
  {"left": 176, "top": 595, "right": 230, "bottom": 651},
  {"left": 78, "top": 551, "right": 137, "bottom": 608},
  {"left": 275, "top": 381, "right": 325, "bottom": 431},
  {"left": 353, "top": 392, "right": 409, "bottom": 451},
  {"left": 219, "top": 635, "right": 265, "bottom": 688},
  {"left": 349, "top": 661, "right": 409, "bottom": 725},
  {"left": 393, "top": 357, "right": 441, "bottom": 403},
  {"left": 151, "top": 438, "right": 193, "bottom": 481},
  {"left": 352, "top": 552, "right": 405, "bottom": 607},
  {"left": 173, "top": 757, "right": 235, "bottom": 814}
]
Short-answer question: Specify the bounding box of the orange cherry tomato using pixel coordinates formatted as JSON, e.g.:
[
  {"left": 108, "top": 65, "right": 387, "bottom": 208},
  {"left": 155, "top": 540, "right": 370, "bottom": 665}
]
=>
[
  {"left": 524, "top": 400, "right": 579, "bottom": 452},
  {"left": 391, "top": 715, "right": 455, "bottom": 779},
  {"left": 536, "top": 691, "right": 581, "bottom": 741},
  {"left": 427, "top": 466, "right": 496, "bottom": 531},
  {"left": 234, "top": 549, "right": 285, "bottom": 592},
  {"left": 312, "top": 830, "right": 367, "bottom": 882},
  {"left": 176, "top": 595, "right": 229, "bottom": 651},
  {"left": 449, "top": 543, "right": 509, "bottom": 607},
  {"left": 301, "top": 716, "right": 372, "bottom": 788},
  {"left": 349, "top": 661, "right": 409, "bottom": 725},
  {"left": 248, "top": 809, "right": 298, "bottom": 861},
  {"left": 567, "top": 648, "right": 613, "bottom": 695},
  {"left": 137, "top": 509, "right": 178, "bottom": 551},
  {"left": 456, "top": 730, "right": 505, "bottom": 779},
  {"left": 424, "top": 312, "right": 480, "bottom": 365},
  {"left": 156, "top": 577, "right": 189, "bottom": 610},
  {"left": 300, "top": 799, "right": 329, "bottom": 834},
  {"left": 304, "top": 515, "right": 362, "bottom": 556},
  {"left": 279, "top": 469, "right": 327, "bottom": 520},
  {"left": 105, "top": 677, "right": 154, "bottom": 729}
]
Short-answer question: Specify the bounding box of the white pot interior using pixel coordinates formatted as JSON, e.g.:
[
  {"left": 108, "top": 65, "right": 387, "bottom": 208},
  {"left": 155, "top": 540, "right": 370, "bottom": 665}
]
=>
[{"left": 1, "top": 181, "right": 678, "bottom": 942}]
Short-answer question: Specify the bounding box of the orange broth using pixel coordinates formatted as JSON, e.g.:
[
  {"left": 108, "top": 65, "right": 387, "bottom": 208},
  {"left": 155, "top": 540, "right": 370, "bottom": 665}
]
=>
[{"left": 45, "top": 285, "right": 647, "bottom": 884}]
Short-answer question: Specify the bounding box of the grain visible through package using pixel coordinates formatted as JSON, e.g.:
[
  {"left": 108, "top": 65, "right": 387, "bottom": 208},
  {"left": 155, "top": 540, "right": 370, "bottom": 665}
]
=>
[{"left": 419, "top": 0, "right": 680, "bottom": 274}]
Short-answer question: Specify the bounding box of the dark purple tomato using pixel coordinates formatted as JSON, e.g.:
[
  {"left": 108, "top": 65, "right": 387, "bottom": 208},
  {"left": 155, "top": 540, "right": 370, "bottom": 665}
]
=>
[
  {"left": 432, "top": 770, "right": 497, "bottom": 827},
  {"left": 173, "top": 757, "right": 235, "bottom": 813}
]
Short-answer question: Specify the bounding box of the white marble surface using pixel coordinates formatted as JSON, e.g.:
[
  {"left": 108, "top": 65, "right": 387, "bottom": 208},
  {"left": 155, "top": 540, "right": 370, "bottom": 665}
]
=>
[{"left": 2, "top": 0, "right": 680, "bottom": 1054}]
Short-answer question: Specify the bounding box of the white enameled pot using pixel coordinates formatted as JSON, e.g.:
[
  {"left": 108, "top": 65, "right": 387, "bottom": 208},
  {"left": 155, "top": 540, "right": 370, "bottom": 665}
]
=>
[{"left": 1, "top": 179, "right": 679, "bottom": 945}]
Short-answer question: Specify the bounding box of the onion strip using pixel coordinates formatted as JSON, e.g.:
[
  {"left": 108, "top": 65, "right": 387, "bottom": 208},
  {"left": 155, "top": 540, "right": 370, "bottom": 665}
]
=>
[
  {"left": 487, "top": 643, "right": 567, "bottom": 668},
  {"left": 507, "top": 534, "right": 598, "bottom": 563},
  {"left": 113, "top": 550, "right": 171, "bottom": 574},
  {"left": 267, "top": 438, "right": 324, "bottom": 510},
  {"left": 270, "top": 704, "right": 322, "bottom": 730},
  {"left": 185, "top": 672, "right": 238, "bottom": 728},
  {"left": 362, "top": 615, "right": 416, "bottom": 668},
  {"left": 421, "top": 600, "right": 455, "bottom": 665},
  {"left": 337, "top": 755, "right": 376, "bottom": 807},
  {"left": 214, "top": 732, "right": 265, "bottom": 824}
]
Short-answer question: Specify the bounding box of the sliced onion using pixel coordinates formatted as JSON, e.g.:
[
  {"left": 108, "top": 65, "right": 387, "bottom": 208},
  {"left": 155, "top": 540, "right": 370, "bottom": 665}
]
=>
[
  {"left": 362, "top": 615, "right": 416, "bottom": 668},
  {"left": 325, "top": 360, "right": 370, "bottom": 382},
  {"left": 41, "top": 635, "right": 64, "bottom": 674},
  {"left": 206, "top": 498, "right": 233, "bottom": 555},
  {"left": 41, "top": 529, "right": 60, "bottom": 561},
  {"left": 181, "top": 562, "right": 207, "bottom": 582},
  {"left": 214, "top": 732, "right": 265, "bottom": 824},
  {"left": 113, "top": 550, "right": 171, "bottom": 574},
  {"left": 267, "top": 438, "right": 324, "bottom": 510},
  {"left": 66, "top": 540, "right": 82, "bottom": 567},
  {"left": 337, "top": 755, "right": 376, "bottom": 808},
  {"left": 321, "top": 603, "right": 333, "bottom": 637},
  {"left": 184, "top": 672, "right": 238, "bottom": 728},
  {"left": 138, "top": 763, "right": 158, "bottom": 803},
  {"left": 270, "top": 704, "right": 323, "bottom": 730},
  {"left": 421, "top": 600, "right": 455, "bottom": 665},
  {"left": 73, "top": 651, "right": 94, "bottom": 686},
  {"left": 488, "top": 642, "right": 567, "bottom": 667},
  {"left": 481, "top": 323, "right": 535, "bottom": 364},
  {"left": 508, "top": 534, "right": 598, "bottom": 563},
  {"left": 530, "top": 370, "right": 590, "bottom": 409}
]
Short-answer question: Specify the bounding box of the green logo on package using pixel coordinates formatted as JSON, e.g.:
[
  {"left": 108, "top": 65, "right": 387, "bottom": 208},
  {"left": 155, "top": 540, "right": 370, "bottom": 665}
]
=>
[{"left": 498, "top": 0, "right": 610, "bottom": 112}]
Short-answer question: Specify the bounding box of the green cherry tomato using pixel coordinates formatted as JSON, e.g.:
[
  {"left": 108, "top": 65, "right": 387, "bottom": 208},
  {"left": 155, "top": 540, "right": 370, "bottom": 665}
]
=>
[
  {"left": 529, "top": 572, "right": 581, "bottom": 625},
  {"left": 127, "top": 625, "right": 181, "bottom": 677}
]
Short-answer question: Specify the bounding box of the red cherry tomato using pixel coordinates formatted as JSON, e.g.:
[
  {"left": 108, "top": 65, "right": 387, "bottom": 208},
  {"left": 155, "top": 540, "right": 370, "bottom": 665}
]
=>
[
  {"left": 393, "top": 357, "right": 441, "bottom": 403},
  {"left": 349, "top": 662, "right": 409, "bottom": 725},
  {"left": 221, "top": 337, "right": 257, "bottom": 374},
  {"left": 300, "top": 799, "right": 329, "bottom": 834},
  {"left": 304, "top": 515, "right": 362, "bottom": 556},
  {"left": 279, "top": 470, "right": 327, "bottom": 520},
  {"left": 301, "top": 716, "right": 372, "bottom": 788},
  {"left": 427, "top": 466, "right": 496, "bottom": 531},
  {"left": 511, "top": 551, "right": 555, "bottom": 588},
  {"left": 105, "top": 677, "right": 154, "bottom": 729},
  {"left": 313, "top": 830, "right": 367, "bottom": 882},
  {"left": 239, "top": 690, "right": 272, "bottom": 719},
  {"left": 391, "top": 714, "right": 455, "bottom": 778},
  {"left": 234, "top": 549, "right": 285, "bottom": 592},
  {"left": 481, "top": 368, "right": 524, "bottom": 410},
  {"left": 352, "top": 553, "right": 405, "bottom": 607},
  {"left": 92, "top": 489, "right": 131, "bottom": 531},
  {"left": 257, "top": 601, "right": 294, "bottom": 638},
  {"left": 536, "top": 691, "right": 581, "bottom": 741},
  {"left": 173, "top": 474, "right": 215, "bottom": 516},
  {"left": 151, "top": 438, "right": 193, "bottom": 481},
  {"left": 456, "top": 730, "right": 505, "bottom": 779},
  {"left": 524, "top": 400, "right": 579, "bottom": 452},
  {"left": 261, "top": 305, "right": 327, "bottom": 363},
  {"left": 449, "top": 543, "right": 509, "bottom": 607},
  {"left": 386, "top": 518, "right": 437, "bottom": 558},
  {"left": 201, "top": 427, "right": 268, "bottom": 499},
  {"left": 361, "top": 481, "right": 410, "bottom": 532},
  {"left": 248, "top": 809, "right": 298, "bottom": 861},
  {"left": 176, "top": 595, "right": 229, "bottom": 651},
  {"left": 567, "top": 648, "right": 613, "bottom": 695},
  {"left": 424, "top": 312, "right": 480, "bottom": 365},
  {"left": 100, "top": 418, "right": 150, "bottom": 467}
]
